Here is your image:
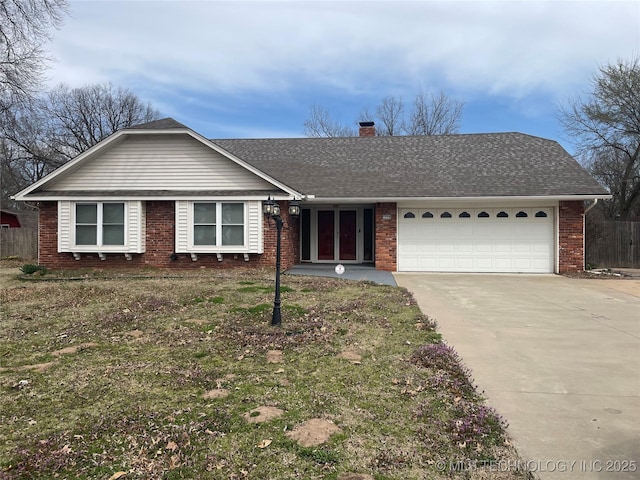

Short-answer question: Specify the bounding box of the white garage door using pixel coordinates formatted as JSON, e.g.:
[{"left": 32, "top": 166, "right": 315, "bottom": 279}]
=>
[{"left": 398, "top": 207, "right": 554, "bottom": 273}]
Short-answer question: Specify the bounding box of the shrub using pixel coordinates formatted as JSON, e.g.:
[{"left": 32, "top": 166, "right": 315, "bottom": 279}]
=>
[{"left": 20, "top": 264, "right": 48, "bottom": 275}]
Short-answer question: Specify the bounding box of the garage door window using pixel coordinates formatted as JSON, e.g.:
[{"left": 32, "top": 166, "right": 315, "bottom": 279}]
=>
[
  {"left": 535, "top": 211, "right": 548, "bottom": 217},
  {"left": 516, "top": 211, "right": 528, "bottom": 218},
  {"left": 497, "top": 211, "right": 509, "bottom": 218},
  {"left": 459, "top": 211, "right": 471, "bottom": 218},
  {"left": 422, "top": 212, "right": 434, "bottom": 218},
  {"left": 478, "top": 211, "right": 490, "bottom": 218},
  {"left": 403, "top": 212, "right": 416, "bottom": 219},
  {"left": 440, "top": 212, "right": 452, "bottom": 218}
]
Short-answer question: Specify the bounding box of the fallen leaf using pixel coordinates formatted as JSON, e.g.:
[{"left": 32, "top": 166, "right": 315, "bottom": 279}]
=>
[
  {"left": 257, "top": 439, "right": 272, "bottom": 448},
  {"left": 166, "top": 440, "right": 178, "bottom": 451},
  {"left": 108, "top": 472, "right": 127, "bottom": 480}
]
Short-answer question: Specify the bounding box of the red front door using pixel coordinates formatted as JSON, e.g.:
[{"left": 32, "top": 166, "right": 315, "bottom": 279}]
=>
[
  {"left": 316, "top": 210, "right": 358, "bottom": 262},
  {"left": 339, "top": 210, "right": 357, "bottom": 261},
  {"left": 317, "top": 210, "right": 335, "bottom": 260}
]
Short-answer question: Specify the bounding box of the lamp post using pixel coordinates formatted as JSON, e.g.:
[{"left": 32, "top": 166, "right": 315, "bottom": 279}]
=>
[{"left": 263, "top": 197, "right": 300, "bottom": 326}]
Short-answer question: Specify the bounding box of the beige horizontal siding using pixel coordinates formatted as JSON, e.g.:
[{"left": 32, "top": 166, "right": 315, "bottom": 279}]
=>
[{"left": 49, "top": 134, "right": 275, "bottom": 191}]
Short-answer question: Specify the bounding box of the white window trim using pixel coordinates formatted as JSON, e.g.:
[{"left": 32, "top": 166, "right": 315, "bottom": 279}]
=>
[
  {"left": 187, "top": 201, "right": 249, "bottom": 252},
  {"left": 72, "top": 202, "right": 128, "bottom": 250}
]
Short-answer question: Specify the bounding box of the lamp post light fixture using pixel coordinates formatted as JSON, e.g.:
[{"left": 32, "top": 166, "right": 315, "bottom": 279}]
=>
[{"left": 263, "top": 196, "right": 300, "bottom": 326}]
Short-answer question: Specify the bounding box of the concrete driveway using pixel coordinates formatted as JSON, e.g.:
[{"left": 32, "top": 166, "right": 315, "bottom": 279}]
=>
[{"left": 394, "top": 274, "right": 640, "bottom": 479}]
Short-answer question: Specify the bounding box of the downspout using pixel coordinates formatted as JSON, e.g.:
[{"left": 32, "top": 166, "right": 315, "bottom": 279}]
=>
[
  {"left": 583, "top": 199, "right": 598, "bottom": 271},
  {"left": 584, "top": 198, "right": 598, "bottom": 215}
]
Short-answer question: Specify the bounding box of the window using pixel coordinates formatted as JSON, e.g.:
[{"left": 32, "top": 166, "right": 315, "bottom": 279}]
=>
[
  {"left": 497, "top": 211, "right": 509, "bottom": 218},
  {"left": 422, "top": 212, "right": 434, "bottom": 218},
  {"left": 403, "top": 212, "right": 416, "bottom": 219},
  {"left": 535, "top": 211, "right": 548, "bottom": 218},
  {"left": 75, "top": 203, "right": 125, "bottom": 246},
  {"left": 194, "top": 203, "right": 216, "bottom": 245},
  {"left": 478, "top": 211, "right": 490, "bottom": 218},
  {"left": 459, "top": 211, "right": 471, "bottom": 218},
  {"left": 193, "top": 202, "right": 244, "bottom": 247},
  {"left": 516, "top": 211, "right": 528, "bottom": 218},
  {"left": 440, "top": 211, "right": 452, "bottom": 218}
]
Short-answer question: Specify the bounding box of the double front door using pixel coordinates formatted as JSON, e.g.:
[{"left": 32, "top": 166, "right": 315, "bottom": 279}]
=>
[{"left": 301, "top": 208, "right": 374, "bottom": 263}]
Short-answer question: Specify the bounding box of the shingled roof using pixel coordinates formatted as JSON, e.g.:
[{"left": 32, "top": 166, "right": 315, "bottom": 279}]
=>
[
  {"left": 129, "top": 118, "right": 189, "bottom": 130},
  {"left": 213, "top": 133, "right": 608, "bottom": 199}
]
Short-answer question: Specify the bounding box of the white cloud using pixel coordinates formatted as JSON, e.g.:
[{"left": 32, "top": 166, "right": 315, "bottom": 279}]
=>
[
  {"left": 50, "top": 1, "right": 638, "bottom": 95},
  {"left": 44, "top": 0, "right": 639, "bottom": 138}
]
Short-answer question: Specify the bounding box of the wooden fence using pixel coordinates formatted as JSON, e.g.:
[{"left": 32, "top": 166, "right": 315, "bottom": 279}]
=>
[
  {"left": 586, "top": 220, "right": 640, "bottom": 269},
  {"left": 0, "top": 228, "right": 38, "bottom": 260}
]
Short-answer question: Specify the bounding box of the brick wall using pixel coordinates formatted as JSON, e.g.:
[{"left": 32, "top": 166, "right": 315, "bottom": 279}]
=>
[
  {"left": 36, "top": 200, "right": 298, "bottom": 270},
  {"left": 257, "top": 201, "right": 300, "bottom": 271},
  {"left": 375, "top": 202, "right": 397, "bottom": 271},
  {"left": 38, "top": 202, "right": 59, "bottom": 266},
  {"left": 559, "top": 200, "right": 585, "bottom": 273}
]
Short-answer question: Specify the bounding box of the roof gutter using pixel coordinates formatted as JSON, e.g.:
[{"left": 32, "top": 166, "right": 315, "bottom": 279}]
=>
[{"left": 301, "top": 194, "right": 613, "bottom": 204}]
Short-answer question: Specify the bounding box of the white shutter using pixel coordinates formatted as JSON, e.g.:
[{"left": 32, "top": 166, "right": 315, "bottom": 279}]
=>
[
  {"left": 58, "top": 201, "right": 71, "bottom": 252},
  {"left": 247, "top": 200, "right": 263, "bottom": 254},
  {"left": 127, "top": 201, "right": 145, "bottom": 253},
  {"left": 174, "top": 200, "right": 190, "bottom": 253}
]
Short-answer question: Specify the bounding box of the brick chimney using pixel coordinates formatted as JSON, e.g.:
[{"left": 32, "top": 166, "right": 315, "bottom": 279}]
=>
[{"left": 358, "top": 121, "right": 375, "bottom": 137}]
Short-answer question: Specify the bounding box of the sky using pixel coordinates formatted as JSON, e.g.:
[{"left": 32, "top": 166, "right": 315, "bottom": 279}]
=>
[{"left": 44, "top": 0, "right": 639, "bottom": 152}]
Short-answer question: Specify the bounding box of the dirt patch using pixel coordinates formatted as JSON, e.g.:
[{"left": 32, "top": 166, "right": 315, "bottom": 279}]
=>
[
  {"left": 0, "top": 361, "right": 57, "bottom": 373},
  {"left": 185, "top": 318, "right": 209, "bottom": 325},
  {"left": 51, "top": 342, "right": 99, "bottom": 356},
  {"left": 266, "top": 350, "right": 283, "bottom": 363},
  {"left": 285, "top": 418, "right": 342, "bottom": 447},
  {"left": 243, "top": 406, "right": 284, "bottom": 424},
  {"left": 125, "top": 329, "right": 145, "bottom": 339},
  {"left": 202, "top": 389, "right": 229, "bottom": 400},
  {"left": 338, "top": 350, "right": 362, "bottom": 364},
  {"left": 338, "top": 474, "right": 374, "bottom": 480}
]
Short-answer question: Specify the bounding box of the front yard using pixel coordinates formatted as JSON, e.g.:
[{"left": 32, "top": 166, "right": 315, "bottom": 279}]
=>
[{"left": 0, "top": 264, "right": 532, "bottom": 479}]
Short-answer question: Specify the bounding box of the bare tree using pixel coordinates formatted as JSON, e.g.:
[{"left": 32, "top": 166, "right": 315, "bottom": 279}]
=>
[
  {"left": 405, "top": 90, "right": 464, "bottom": 136},
  {"left": 43, "top": 82, "right": 160, "bottom": 159},
  {"left": 303, "top": 104, "right": 355, "bottom": 137},
  {"left": 375, "top": 95, "right": 404, "bottom": 136},
  {"left": 305, "top": 90, "right": 463, "bottom": 137},
  {"left": 559, "top": 57, "right": 640, "bottom": 220},
  {"left": 0, "top": 0, "right": 68, "bottom": 110},
  {"left": 1, "top": 82, "right": 160, "bottom": 209},
  {"left": 0, "top": 111, "right": 61, "bottom": 209}
]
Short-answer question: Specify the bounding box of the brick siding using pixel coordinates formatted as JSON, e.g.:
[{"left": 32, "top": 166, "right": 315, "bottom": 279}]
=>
[
  {"left": 37, "top": 200, "right": 298, "bottom": 270},
  {"left": 374, "top": 202, "right": 397, "bottom": 271},
  {"left": 558, "top": 200, "right": 585, "bottom": 273},
  {"left": 39, "top": 199, "right": 583, "bottom": 274}
]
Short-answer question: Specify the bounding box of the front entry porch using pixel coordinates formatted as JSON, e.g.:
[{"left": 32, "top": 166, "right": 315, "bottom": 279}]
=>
[
  {"left": 286, "top": 263, "right": 397, "bottom": 286},
  {"left": 299, "top": 206, "right": 375, "bottom": 264}
]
